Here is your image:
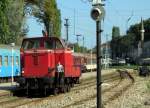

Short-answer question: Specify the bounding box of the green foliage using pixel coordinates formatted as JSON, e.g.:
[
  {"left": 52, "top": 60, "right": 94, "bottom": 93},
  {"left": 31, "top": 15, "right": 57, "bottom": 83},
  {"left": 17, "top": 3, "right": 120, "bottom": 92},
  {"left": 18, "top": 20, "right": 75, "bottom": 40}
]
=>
[
  {"left": 0, "top": 0, "right": 25, "bottom": 45},
  {"left": 0, "top": 0, "right": 10, "bottom": 44},
  {"left": 146, "top": 81, "right": 150, "bottom": 92},
  {"left": 74, "top": 43, "right": 88, "bottom": 53},
  {"left": 111, "top": 33, "right": 136, "bottom": 58},
  {"left": 127, "top": 18, "right": 150, "bottom": 47},
  {"left": 112, "top": 26, "right": 120, "bottom": 39},
  {"left": 111, "top": 26, "right": 121, "bottom": 58},
  {"left": 26, "top": 0, "right": 61, "bottom": 37},
  {"left": 110, "top": 18, "right": 150, "bottom": 58},
  {"left": 109, "top": 65, "right": 138, "bottom": 70},
  {"left": 74, "top": 43, "right": 81, "bottom": 52}
]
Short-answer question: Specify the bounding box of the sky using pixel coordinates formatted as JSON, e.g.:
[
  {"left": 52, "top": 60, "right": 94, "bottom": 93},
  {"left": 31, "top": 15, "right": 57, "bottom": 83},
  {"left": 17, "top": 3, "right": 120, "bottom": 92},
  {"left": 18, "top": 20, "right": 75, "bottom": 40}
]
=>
[{"left": 27, "top": 0, "right": 150, "bottom": 49}]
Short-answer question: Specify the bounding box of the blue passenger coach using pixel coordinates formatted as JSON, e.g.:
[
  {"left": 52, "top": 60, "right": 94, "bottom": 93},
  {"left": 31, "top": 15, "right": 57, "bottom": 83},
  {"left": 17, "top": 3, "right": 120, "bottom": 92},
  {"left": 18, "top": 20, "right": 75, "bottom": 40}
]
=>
[{"left": 0, "top": 48, "right": 20, "bottom": 82}]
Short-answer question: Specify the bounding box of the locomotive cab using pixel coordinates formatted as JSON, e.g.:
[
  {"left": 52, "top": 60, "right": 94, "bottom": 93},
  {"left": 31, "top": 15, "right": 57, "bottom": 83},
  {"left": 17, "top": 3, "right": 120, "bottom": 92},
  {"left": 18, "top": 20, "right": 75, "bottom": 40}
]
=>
[{"left": 18, "top": 37, "right": 81, "bottom": 94}]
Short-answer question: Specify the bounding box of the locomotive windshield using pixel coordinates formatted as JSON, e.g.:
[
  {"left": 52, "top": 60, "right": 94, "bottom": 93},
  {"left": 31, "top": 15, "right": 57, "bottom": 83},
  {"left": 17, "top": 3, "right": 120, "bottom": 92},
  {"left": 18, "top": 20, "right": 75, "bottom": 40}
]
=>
[
  {"left": 22, "top": 39, "right": 40, "bottom": 50},
  {"left": 22, "top": 38, "right": 64, "bottom": 50}
]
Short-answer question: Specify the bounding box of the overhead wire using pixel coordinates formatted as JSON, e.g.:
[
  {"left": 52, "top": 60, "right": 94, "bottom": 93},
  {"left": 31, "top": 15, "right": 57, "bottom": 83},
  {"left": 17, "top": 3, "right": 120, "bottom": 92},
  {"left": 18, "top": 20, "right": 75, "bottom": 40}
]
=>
[{"left": 57, "top": 1, "right": 95, "bottom": 36}]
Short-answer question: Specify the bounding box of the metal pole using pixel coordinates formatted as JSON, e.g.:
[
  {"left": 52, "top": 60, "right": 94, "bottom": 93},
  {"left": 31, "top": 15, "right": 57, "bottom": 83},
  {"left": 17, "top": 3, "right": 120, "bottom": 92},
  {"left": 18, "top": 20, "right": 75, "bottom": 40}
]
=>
[
  {"left": 91, "top": 49, "right": 93, "bottom": 73},
  {"left": 83, "top": 36, "right": 84, "bottom": 53},
  {"left": 74, "top": 9, "right": 76, "bottom": 35},
  {"left": 64, "top": 18, "right": 69, "bottom": 42},
  {"left": 141, "top": 17, "right": 145, "bottom": 50},
  {"left": 96, "top": 20, "right": 102, "bottom": 108},
  {"left": 76, "top": 34, "right": 80, "bottom": 44},
  {"left": 11, "top": 47, "right": 14, "bottom": 85},
  {"left": 105, "top": 34, "right": 109, "bottom": 69},
  {"left": 76, "top": 34, "right": 81, "bottom": 52}
]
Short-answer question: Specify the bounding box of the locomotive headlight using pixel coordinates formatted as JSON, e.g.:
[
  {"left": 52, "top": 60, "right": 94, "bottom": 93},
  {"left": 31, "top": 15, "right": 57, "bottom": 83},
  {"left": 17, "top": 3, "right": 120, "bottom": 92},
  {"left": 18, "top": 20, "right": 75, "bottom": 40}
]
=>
[
  {"left": 21, "top": 68, "right": 24, "bottom": 74},
  {"left": 22, "top": 70, "right": 24, "bottom": 74}
]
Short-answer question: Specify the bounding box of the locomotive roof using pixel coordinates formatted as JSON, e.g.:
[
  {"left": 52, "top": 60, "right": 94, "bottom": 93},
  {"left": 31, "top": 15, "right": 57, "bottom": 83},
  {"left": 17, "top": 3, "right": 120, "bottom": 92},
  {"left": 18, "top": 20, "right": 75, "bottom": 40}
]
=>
[
  {"left": 23, "top": 36, "right": 66, "bottom": 48},
  {"left": 23, "top": 36, "right": 59, "bottom": 39}
]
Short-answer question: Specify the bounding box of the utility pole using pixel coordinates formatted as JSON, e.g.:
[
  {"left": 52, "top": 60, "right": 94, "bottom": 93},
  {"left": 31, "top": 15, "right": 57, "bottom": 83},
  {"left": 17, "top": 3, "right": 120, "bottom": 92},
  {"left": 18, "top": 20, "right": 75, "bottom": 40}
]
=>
[
  {"left": 138, "top": 18, "right": 145, "bottom": 57},
  {"left": 140, "top": 17, "right": 145, "bottom": 50},
  {"left": 91, "top": 49, "right": 93, "bottom": 73},
  {"left": 74, "top": 9, "right": 76, "bottom": 35},
  {"left": 76, "top": 34, "right": 81, "bottom": 52},
  {"left": 104, "top": 34, "right": 109, "bottom": 69},
  {"left": 83, "top": 36, "right": 85, "bottom": 53},
  {"left": 90, "top": 0, "right": 105, "bottom": 108},
  {"left": 76, "top": 34, "right": 81, "bottom": 45},
  {"left": 64, "top": 18, "right": 69, "bottom": 42}
]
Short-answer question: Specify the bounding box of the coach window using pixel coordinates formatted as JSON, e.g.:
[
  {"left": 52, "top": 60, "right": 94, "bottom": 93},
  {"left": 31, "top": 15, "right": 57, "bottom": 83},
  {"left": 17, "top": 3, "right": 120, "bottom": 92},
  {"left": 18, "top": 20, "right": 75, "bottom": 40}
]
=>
[
  {"left": 10, "top": 56, "right": 14, "bottom": 66},
  {"left": 16, "top": 56, "right": 19, "bottom": 66},
  {"left": 4, "top": 56, "right": 8, "bottom": 66},
  {"left": 0, "top": 56, "right": 2, "bottom": 66}
]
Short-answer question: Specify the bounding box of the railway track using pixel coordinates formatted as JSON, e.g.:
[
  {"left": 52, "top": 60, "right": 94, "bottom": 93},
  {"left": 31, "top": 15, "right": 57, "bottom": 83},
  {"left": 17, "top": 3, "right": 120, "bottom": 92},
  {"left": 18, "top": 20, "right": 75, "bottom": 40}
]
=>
[
  {"left": 102, "top": 79, "right": 134, "bottom": 107},
  {"left": 0, "top": 70, "right": 135, "bottom": 108},
  {"left": 61, "top": 79, "right": 122, "bottom": 108},
  {"left": 61, "top": 71, "right": 136, "bottom": 108}
]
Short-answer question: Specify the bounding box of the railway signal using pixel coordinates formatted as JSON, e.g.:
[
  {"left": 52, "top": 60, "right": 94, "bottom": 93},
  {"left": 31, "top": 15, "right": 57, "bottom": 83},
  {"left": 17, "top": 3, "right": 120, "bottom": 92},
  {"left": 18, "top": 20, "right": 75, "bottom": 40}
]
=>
[{"left": 90, "top": 0, "right": 105, "bottom": 108}]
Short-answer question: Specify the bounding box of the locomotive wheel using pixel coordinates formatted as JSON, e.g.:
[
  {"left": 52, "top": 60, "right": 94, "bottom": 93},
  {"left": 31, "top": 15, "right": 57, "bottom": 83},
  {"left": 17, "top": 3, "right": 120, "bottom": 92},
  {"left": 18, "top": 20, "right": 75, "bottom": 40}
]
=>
[
  {"left": 76, "top": 78, "right": 80, "bottom": 84},
  {"left": 66, "top": 84, "right": 71, "bottom": 92},
  {"left": 44, "top": 86, "right": 48, "bottom": 96},
  {"left": 71, "top": 83, "right": 74, "bottom": 87},
  {"left": 26, "top": 83, "right": 29, "bottom": 96},
  {"left": 61, "top": 85, "right": 67, "bottom": 93},
  {"left": 53, "top": 88, "right": 59, "bottom": 95}
]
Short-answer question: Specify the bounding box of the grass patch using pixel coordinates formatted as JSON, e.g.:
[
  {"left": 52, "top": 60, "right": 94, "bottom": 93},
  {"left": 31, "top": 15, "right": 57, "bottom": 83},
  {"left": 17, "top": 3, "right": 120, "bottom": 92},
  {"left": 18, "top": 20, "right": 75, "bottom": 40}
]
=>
[
  {"left": 108, "top": 65, "right": 139, "bottom": 70},
  {"left": 146, "top": 80, "right": 150, "bottom": 92}
]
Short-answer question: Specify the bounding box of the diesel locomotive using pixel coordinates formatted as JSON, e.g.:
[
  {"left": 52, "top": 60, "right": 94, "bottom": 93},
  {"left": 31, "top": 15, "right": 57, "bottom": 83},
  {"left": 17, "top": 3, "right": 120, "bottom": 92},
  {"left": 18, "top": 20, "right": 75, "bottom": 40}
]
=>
[{"left": 17, "top": 36, "right": 81, "bottom": 95}]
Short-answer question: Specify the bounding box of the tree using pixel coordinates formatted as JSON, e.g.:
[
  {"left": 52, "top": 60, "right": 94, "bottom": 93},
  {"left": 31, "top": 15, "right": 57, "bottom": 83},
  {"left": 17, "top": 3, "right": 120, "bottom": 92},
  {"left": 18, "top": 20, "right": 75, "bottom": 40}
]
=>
[
  {"left": 0, "top": 0, "right": 25, "bottom": 45},
  {"left": 119, "top": 33, "right": 136, "bottom": 57},
  {"left": 110, "top": 18, "right": 150, "bottom": 59},
  {"left": 7, "top": 0, "right": 26, "bottom": 44},
  {"left": 127, "top": 18, "right": 150, "bottom": 47},
  {"left": 111, "top": 26, "right": 121, "bottom": 59},
  {"left": 74, "top": 43, "right": 81, "bottom": 52},
  {"left": 25, "top": 0, "right": 61, "bottom": 37},
  {"left": 0, "top": 0, "right": 10, "bottom": 44},
  {"left": 112, "top": 26, "right": 120, "bottom": 39}
]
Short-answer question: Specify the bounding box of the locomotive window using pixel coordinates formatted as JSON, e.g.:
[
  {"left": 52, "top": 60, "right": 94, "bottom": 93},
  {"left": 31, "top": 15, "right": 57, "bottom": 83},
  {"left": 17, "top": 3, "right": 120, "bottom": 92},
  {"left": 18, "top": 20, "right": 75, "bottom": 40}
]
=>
[
  {"left": 10, "top": 56, "right": 14, "bottom": 66},
  {"left": 4, "top": 56, "right": 8, "bottom": 66},
  {"left": 0, "top": 56, "right": 2, "bottom": 66},
  {"left": 32, "top": 40, "right": 40, "bottom": 49},
  {"left": 22, "top": 40, "right": 40, "bottom": 50},
  {"left": 44, "top": 40, "right": 54, "bottom": 49},
  {"left": 27, "top": 41, "right": 35, "bottom": 49},
  {"left": 15, "top": 56, "right": 18, "bottom": 66},
  {"left": 55, "top": 40, "right": 63, "bottom": 49}
]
